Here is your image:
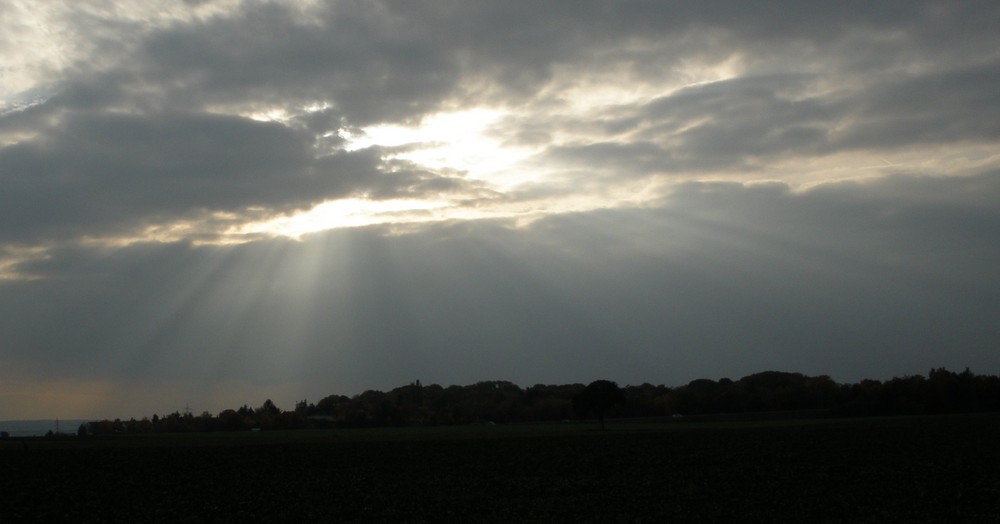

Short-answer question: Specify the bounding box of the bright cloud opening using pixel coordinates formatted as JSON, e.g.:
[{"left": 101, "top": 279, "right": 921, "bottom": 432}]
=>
[
  {"left": 345, "top": 108, "right": 541, "bottom": 189},
  {"left": 233, "top": 198, "right": 449, "bottom": 239}
]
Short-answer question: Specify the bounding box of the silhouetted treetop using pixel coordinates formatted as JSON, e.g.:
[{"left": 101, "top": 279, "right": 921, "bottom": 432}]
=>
[
  {"left": 574, "top": 380, "right": 626, "bottom": 430},
  {"left": 81, "top": 368, "right": 1000, "bottom": 435}
]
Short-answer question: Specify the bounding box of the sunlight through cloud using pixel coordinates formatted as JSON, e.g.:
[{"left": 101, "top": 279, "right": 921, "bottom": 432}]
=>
[
  {"left": 233, "top": 199, "right": 449, "bottom": 238},
  {"left": 345, "top": 108, "right": 540, "bottom": 189}
]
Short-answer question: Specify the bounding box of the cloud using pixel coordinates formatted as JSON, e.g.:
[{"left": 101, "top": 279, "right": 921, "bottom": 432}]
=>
[
  {"left": 833, "top": 65, "right": 1000, "bottom": 150},
  {"left": 0, "top": 111, "right": 311, "bottom": 242},
  {"left": 2, "top": 170, "right": 997, "bottom": 417},
  {"left": 0, "top": 105, "right": 496, "bottom": 247},
  {"left": 2, "top": 1, "right": 999, "bottom": 417},
  {"left": 526, "top": 62, "right": 1000, "bottom": 180},
  {"left": 132, "top": 1, "right": 464, "bottom": 125},
  {"left": 3, "top": 2, "right": 999, "bottom": 245}
]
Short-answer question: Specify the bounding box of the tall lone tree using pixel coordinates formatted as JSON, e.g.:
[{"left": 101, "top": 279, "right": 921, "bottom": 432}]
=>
[{"left": 575, "top": 380, "right": 626, "bottom": 430}]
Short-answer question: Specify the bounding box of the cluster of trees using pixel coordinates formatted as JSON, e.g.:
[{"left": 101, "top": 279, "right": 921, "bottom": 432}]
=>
[
  {"left": 81, "top": 399, "right": 305, "bottom": 435},
  {"left": 81, "top": 368, "right": 1000, "bottom": 435}
]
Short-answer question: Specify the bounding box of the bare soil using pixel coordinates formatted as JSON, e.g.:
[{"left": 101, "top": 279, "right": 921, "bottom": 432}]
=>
[{"left": 3, "top": 414, "right": 999, "bottom": 522}]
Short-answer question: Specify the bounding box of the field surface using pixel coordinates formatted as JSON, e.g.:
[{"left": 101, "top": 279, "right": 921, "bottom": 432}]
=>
[{"left": 3, "top": 414, "right": 999, "bottom": 522}]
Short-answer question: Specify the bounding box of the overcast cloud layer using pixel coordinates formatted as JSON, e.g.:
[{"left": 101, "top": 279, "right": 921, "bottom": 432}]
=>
[{"left": 2, "top": 1, "right": 999, "bottom": 419}]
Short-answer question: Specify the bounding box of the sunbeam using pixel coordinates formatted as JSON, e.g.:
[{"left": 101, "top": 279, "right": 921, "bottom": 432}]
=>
[{"left": 3, "top": 1, "right": 999, "bottom": 421}]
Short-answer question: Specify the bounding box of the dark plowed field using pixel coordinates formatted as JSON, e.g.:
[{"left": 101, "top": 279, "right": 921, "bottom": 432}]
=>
[{"left": 3, "top": 414, "right": 999, "bottom": 522}]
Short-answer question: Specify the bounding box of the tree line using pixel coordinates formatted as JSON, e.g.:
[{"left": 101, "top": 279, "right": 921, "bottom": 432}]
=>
[{"left": 80, "top": 368, "right": 1000, "bottom": 436}]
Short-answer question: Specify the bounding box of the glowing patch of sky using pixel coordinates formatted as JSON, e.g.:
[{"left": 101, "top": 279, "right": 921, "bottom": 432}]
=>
[
  {"left": 234, "top": 198, "right": 450, "bottom": 238},
  {"left": 237, "top": 101, "right": 691, "bottom": 239},
  {"left": 188, "top": 59, "right": 756, "bottom": 241},
  {"left": 344, "top": 109, "right": 541, "bottom": 188}
]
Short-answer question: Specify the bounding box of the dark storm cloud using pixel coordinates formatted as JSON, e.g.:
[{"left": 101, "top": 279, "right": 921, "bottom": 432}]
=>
[
  {"left": 833, "top": 65, "right": 1000, "bottom": 149},
  {"left": 3, "top": 171, "right": 997, "bottom": 396},
  {"left": 3, "top": 0, "right": 999, "bottom": 247},
  {"left": 134, "top": 1, "right": 463, "bottom": 126},
  {"left": 531, "top": 61, "right": 1000, "bottom": 177},
  {"left": 125, "top": 0, "right": 1000, "bottom": 124},
  {"left": 0, "top": 105, "right": 483, "bottom": 244},
  {"left": 0, "top": 110, "right": 310, "bottom": 243},
  {"left": 3, "top": 1, "right": 1000, "bottom": 417}
]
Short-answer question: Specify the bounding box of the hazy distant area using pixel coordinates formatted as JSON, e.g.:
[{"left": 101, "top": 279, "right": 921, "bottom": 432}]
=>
[{"left": 0, "top": 420, "right": 89, "bottom": 438}]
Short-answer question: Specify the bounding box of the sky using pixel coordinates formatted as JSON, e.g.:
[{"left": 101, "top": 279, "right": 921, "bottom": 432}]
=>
[{"left": 2, "top": 0, "right": 999, "bottom": 420}]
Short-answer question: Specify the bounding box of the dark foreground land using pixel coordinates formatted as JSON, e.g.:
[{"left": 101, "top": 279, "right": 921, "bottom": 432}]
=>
[{"left": 3, "top": 413, "right": 999, "bottom": 523}]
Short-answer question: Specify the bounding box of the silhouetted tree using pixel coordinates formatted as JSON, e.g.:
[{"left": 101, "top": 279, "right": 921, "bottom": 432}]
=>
[
  {"left": 70, "top": 368, "right": 1000, "bottom": 435},
  {"left": 575, "top": 380, "right": 626, "bottom": 430},
  {"left": 218, "top": 409, "right": 243, "bottom": 431},
  {"left": 259, "top": 399, "right": 280, "bottom": 416},
  {"left": 677, "top": 378, "right": 722, "bottom": 414}
]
